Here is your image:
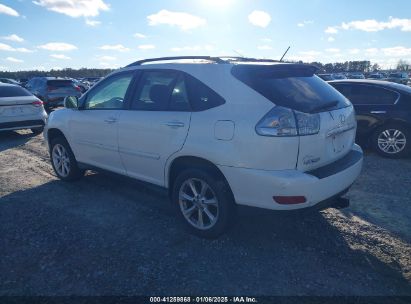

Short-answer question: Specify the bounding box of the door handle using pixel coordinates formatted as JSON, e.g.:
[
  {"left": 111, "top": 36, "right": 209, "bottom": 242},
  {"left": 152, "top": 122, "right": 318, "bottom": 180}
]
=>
[
  {"left": 165, "top": 121, "right": 185, "bottom": 128},
  {"left": 370, "top": 111, "right": 386, "bottom": 114},
  {"left": 104, "top": 117, "right": 117, "bottom": 124}
]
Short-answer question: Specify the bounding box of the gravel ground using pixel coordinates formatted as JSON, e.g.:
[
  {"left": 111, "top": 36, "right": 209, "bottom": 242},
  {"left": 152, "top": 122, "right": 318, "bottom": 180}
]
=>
[{"left": 0, "top": 130, "right": 410, "bottom": 296}]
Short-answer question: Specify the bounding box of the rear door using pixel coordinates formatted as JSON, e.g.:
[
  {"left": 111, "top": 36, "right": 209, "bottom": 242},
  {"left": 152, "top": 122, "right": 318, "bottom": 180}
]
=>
[
  {"left": 118, "top": 70, "right": 191, "bottom": 186},
  {"left": 68, "top": 71, "right": 135, "bottom": 174},
  {"left": 331, "top": 83, "right": 399, "bottom": 139}
]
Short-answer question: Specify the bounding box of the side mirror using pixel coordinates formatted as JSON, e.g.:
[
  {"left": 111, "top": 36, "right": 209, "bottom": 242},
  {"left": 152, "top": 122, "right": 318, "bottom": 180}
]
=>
[{"left": 64, "top": 96, "right": 79, "bottom": 109}]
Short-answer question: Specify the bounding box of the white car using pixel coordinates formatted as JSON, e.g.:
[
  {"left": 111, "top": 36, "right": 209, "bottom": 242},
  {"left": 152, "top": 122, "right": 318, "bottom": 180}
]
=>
[
  {"left": 44, "top": 56, "right": 363, "bottom": 238},
  {"left": 0, "top": 83, "right": 47, "bottom": 134}
]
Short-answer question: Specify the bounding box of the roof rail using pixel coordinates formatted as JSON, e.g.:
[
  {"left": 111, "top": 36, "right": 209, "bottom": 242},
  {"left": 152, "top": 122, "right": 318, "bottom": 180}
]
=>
[
  {"left": 126, "top": 56, "right": 227, "bottom": 67},
  {"left": 219, "top": 56, "right": 281, "bottom": 63}
]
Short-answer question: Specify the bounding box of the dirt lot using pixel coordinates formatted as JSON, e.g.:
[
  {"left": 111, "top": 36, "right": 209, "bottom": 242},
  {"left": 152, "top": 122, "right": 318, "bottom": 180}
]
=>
[{"left": 0, "top": 130, "right": 410, "bottom": 296}]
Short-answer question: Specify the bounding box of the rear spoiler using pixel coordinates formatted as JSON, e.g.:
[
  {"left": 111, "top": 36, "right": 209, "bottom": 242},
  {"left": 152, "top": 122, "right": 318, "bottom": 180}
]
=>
[{"left": 231, "top": 64, "right": 319, "bottom": 79}]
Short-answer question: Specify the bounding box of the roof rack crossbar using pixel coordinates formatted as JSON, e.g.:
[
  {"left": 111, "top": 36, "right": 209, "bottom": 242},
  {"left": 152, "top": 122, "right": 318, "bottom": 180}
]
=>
[{"left": 126, "top": 56, "right": 227, "bottom": 67}]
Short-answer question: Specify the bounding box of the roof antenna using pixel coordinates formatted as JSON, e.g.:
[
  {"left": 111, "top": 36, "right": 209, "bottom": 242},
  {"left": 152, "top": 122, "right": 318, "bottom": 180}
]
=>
[
  {"left": 279, "top": 46, "right": 291, "bottom": 62},
  {"left": 233, "top": 49, "right": 245, "bottom": 57}
]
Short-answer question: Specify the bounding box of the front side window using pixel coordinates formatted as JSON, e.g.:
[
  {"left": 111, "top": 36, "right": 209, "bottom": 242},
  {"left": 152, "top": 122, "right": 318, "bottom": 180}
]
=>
[{"left": 84, "top": 73, "right": 133, "bottom": 109}]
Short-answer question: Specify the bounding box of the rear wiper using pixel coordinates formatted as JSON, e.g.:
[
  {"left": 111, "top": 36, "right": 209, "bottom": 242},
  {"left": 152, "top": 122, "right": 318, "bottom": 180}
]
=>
[{"left": 310, "top": 100, "right": 339, "bottom": 113}]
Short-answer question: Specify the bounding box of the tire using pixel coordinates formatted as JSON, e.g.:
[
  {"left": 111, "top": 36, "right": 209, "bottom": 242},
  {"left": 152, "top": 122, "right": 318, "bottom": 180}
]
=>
[
  {"left": 49, "top": 137, "right": 85, "bottom": 181},
  {"left": 372, "top": 124, "right": 410, "bottom": 158},
  {"left": 172, "top": 168, "right": 235, "bottom": 238},
  {"left": 31, "top": 127, "right": 44, "bottom": 135}
]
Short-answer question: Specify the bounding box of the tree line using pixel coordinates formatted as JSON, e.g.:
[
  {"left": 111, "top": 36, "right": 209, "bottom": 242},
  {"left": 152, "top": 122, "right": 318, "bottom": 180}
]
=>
[
  {"left": 0, "top": 59, "right": 409, "bottom": 80},
  {"left": 0, "top": 68, "right": 114, "bottom": 80}
]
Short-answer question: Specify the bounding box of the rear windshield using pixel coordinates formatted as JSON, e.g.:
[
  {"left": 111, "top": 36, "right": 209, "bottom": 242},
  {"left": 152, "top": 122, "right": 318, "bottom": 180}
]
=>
[
  {"left": 232, "top": 65, "right": 351, "bottom": 113},
  {"left": 47, "top": 80, "right": 73, "bottom": 87},
  {"left": 0, "top": 86, "right": 32, "bottom": 97}
]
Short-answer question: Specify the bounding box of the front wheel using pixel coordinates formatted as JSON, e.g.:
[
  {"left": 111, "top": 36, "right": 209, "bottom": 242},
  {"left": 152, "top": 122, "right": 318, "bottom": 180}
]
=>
[
  {"left": 172, "top": 169, "right": 235, "bottom": 238},
  {"left": 50, "top": 137, "right": 84, "bottom": 181},
  {"left": 372, "top": 124, "right": 410, "bottom": 158}
]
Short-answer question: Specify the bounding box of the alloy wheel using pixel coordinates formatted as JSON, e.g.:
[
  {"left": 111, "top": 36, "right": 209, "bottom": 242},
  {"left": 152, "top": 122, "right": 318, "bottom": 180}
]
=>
[
  {"left": 377, "top": 129, "right": 407, "bottom": 154},
  {"left": 52, "top": 144, "right": 71, "bottom": 177},
  {"left": 178, "top": 178, "right": 219, "bottom": 230}
]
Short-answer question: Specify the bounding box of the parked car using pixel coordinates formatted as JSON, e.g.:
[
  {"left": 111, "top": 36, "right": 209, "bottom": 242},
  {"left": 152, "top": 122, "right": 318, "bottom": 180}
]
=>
[
  {"left": 0, "top": 83, "right": 47, "bottom": 134},
  {"left": 368, "top": 73, "right": 386, "bottom": 80},
  {"left": 44, "top": 56, "right": 363, "bottom": 238},
  {"left": 346, "top": 72, "right": 365, "bottom": 79},
  {"left": 386, "top": 72, "right": 409, "bottom": 85},
  {"left": 317, "top": 73, "right": 335, "bottom": 81},
  {"left": 0, "top": 78, "right": 21, "bottom": 85},
  {"left": 82, "top": 77, "right": 103, "bottom": 87},
  {"left": 25, "top": 77, "right": 82, "bottom": 111},
  {"left": 329, "top": 79, "right": 411, "bottom": 158},
  {"left": 331, "top": 73, "right": 347, "bottom": 80},
  {"left": 72, "top": 79, "right": 90, "bottom": 93}
]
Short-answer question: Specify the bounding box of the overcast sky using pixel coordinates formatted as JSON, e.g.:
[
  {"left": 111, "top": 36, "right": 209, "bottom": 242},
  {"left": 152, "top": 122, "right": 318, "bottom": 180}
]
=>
[{"left": 1, "top": 0, "right": 411, "bottom": 71}]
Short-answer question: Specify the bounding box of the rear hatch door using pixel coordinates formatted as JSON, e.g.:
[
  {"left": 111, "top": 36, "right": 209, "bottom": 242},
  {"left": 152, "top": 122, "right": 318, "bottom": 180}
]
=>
[{"left": 0, "top": 86, "right": 41, "bottom": 116}]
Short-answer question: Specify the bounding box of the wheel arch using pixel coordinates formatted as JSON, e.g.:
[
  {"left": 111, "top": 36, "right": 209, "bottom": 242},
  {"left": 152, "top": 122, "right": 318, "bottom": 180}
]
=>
[
  {"left": 166, "top": 156, "right": 234, "bottom": 200},
  {"left": 47, "top": 128, "right": 69, "bottom": 146}
]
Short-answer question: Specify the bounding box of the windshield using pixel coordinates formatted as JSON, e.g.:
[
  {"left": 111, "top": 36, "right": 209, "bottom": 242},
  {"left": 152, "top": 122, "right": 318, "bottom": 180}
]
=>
[{"left": 232, "top": 65, "right": 351, "bottom": 113}]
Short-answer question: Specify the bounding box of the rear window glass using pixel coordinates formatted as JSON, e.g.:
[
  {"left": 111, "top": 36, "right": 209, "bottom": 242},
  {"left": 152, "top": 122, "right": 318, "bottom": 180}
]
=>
[
  {"left": 232, "top": 65, "right": 350, "bottom": 113},
  {"left": 47, "top": 80, "right": 73, "bottom": 87},
  {"left": 0, "top": 86, "right": 32, "bottom": 97}
]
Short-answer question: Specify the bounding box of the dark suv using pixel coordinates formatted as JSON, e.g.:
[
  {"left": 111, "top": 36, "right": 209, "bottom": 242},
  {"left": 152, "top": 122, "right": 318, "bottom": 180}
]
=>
[
  {"left": 330, "top": 79, "right": 411, "bottom": 158},
  {"left": 25, "top": 77, "right": 82, "bottom": 111}
]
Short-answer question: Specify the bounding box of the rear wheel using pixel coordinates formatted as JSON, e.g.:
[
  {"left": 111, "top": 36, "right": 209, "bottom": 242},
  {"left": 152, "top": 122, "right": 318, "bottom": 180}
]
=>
[
  {"left": 172, "top": 169, "right": 235, "bottom": 238},
  {"left": 372, "top": 124, "right": 410, "bottom": 158},
  {"left": 50, "top": 137, "right": 84, "bottom": 181}
]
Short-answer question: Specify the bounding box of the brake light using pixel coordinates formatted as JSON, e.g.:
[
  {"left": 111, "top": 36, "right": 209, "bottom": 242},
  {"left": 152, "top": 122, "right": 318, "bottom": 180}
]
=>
[
  {"left": 273, "top": 196, "right": 307, "bottom": 204},
  {"left": 255, "top": 106, "right": 320, "bottom": 137},
  {"left": 74, "top": 86, "right": 81, "bottom": 92},
  {"left": 32, "top": 100, "right": 43, "bottom": 107}
]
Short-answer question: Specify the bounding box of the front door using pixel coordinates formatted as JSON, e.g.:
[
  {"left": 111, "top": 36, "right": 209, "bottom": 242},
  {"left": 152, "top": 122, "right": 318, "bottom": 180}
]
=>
[{"left": 69, "top": 71, "right": 135, "bottom": 174}]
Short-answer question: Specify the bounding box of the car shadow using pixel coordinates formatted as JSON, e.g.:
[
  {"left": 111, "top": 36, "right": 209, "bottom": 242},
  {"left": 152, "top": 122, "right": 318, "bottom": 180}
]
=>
[
  {"left": 0, "top": 171, "right": 410, "bottom": 296},
  {"left": 0, "top": 131, "right": 34, "bottom": 153}
]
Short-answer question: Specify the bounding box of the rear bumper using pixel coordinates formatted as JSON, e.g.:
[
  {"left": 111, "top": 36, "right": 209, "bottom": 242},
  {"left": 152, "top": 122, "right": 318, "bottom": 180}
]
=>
[
  {"left": 0, "top": 119, "right": 45, "bottom": 131},
  {"left": 218, "top": 144, "right": 363, "bottom": 211}
]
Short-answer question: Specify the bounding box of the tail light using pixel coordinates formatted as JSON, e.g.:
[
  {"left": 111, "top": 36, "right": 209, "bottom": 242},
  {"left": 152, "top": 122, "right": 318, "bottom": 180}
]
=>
[
  {"left": 74, "top": 86, "right": 81, "bottom": 92},
  {"left": 32, "top": 100, "right": 43, "bottom": 107},
  {"left": 255, "top": 106, "right": 320, "bottom": 137}
]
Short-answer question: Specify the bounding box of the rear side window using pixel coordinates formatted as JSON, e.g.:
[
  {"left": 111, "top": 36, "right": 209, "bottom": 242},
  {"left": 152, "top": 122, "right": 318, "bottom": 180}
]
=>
[
  {"left": 184, "top": 73, "right": 225, "bottom": 111},
  {"left": 0, "top": 86, "right": 32, "bottom": 97},
  {"left": 47, "top": 80, "right": 73, "bottom": 88},
  {"left": 232, "top": 65, "right": 350, "bottom": 113},
  {"left": 333, "top": 84, "right": 399, "bottom": 105}
]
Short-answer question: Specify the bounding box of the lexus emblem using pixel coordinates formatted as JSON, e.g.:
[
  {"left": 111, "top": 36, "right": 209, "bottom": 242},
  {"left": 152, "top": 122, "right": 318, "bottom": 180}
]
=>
[{"left": 339, "top": 114, "right": 346, "bottom": 124}]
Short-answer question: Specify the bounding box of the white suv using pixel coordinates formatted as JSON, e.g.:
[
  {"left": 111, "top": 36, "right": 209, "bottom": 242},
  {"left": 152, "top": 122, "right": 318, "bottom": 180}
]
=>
[{"left": 44, "top": 56, "right": 363, "bottom": 238}]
